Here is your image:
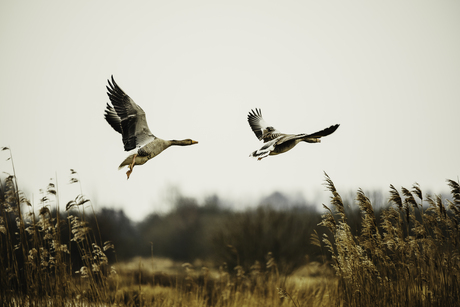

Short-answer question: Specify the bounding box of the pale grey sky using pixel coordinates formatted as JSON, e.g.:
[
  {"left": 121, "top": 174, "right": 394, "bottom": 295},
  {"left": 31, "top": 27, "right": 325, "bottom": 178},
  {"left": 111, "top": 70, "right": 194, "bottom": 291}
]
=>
[{"left": 1, "top": 1, "right": 459, "bottom": 220}]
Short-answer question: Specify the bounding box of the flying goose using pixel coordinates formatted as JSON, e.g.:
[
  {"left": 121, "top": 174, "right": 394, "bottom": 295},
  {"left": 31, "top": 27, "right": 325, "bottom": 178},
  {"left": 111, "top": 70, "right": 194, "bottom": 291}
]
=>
[
  {"left": 104, "top": 76, "right": 198, "bottom": 179},
  {"left": 247, "top": 108, "right": 339, "bottom": 160}
]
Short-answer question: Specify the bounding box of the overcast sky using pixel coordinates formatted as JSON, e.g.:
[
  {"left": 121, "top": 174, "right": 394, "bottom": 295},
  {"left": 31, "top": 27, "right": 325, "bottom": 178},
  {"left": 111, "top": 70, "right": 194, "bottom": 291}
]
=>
[{"left": 1, "top": 1, "right": 459, "bottom": 221}]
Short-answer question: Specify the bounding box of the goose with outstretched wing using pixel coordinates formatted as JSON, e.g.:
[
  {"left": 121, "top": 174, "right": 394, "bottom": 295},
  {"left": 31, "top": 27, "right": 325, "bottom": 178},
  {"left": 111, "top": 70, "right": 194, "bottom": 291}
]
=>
[
  {"left": 247, "top": 108, "right": 339, "bottom": 160},
  {"left": 104, "top": 76, "right": 198, "bottom": 179}
]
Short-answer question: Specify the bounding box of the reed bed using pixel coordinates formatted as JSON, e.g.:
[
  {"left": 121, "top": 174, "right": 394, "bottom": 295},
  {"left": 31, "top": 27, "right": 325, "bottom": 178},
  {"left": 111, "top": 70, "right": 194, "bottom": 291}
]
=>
[
  {"left": 0, "top": 147, "right": 117, "bottom": 306},
  {"left": 1, "top": 146, "right": 459, "bottom": 306},
  {"left": 315, "top": 173, "right": 460, "bottom": 306},
  {"left": 0, "top": 148, "right": 333, "bottom": 306}
]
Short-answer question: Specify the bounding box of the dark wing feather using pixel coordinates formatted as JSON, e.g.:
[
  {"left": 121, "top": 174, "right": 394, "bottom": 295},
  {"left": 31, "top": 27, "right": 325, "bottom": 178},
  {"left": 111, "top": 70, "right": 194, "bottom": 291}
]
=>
[
  {"left": 104, "top": 103, "right": 122, "bottom": 134},
  {"left": 305, "top": 124, "right": 340, "bottom": 138},
  {"left": 106, "top": 76, "right": 156, "bottom": 151},
  {"left": 247, "top": 108, "right": 283, "bottom": 142}
]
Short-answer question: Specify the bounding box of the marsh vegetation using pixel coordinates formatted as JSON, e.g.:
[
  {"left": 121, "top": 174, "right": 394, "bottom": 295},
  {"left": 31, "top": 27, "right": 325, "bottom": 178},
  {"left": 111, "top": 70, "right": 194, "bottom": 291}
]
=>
[{"left": 1, "top": 147, "right": 459, "bottom": 306}]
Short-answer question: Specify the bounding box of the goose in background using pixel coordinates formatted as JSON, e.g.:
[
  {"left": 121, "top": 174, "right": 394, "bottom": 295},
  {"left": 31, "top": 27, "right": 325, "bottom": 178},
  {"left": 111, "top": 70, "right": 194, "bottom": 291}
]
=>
[{"left": 247, "top": 108, "right": 339, "bottom": 160}]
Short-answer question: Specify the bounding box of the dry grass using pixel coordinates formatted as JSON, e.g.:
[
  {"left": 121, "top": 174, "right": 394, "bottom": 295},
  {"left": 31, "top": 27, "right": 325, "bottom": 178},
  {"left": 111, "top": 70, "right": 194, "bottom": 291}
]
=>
[
  {"left": 0, "top": 147, "right": 334, "bottom": 306},
  {"left": 0, "top": 147, "right": 117, "bottom": 306},
  {"left": 1, "top": 147, "right": 459, "bottom": 306},
  {"left": 111, "top": 256, "right": 335, "bottom": 307},
  {"left": 315, "top": 172, "right": 460, "bottom": 306}
]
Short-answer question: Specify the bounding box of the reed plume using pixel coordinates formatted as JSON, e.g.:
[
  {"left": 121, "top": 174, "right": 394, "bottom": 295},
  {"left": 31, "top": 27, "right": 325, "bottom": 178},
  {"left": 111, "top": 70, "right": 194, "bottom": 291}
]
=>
[{"left": 318, "top": 175, "right": 460, "bottom": 306}]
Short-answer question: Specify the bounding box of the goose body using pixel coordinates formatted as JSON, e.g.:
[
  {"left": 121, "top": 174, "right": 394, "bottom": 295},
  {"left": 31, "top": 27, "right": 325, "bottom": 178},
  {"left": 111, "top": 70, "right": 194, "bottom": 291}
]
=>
[
  {"left": 104, "top": 76, "right": 198, "bottom": 178},
  {"left": 247, "top": 108, "right": 339, "bottom": 160}
]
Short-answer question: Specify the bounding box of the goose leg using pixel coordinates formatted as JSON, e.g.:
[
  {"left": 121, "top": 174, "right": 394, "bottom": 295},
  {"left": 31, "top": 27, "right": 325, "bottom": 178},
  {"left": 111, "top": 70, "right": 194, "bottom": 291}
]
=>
[{"left": 126, "top": 154, "right": 137, "bottom": 179}]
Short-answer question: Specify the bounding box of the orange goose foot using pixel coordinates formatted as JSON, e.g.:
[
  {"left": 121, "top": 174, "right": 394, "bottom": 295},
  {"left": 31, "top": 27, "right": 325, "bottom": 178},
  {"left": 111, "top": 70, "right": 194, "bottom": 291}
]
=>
[{"left": 126, "top": 154, "right": 137, "bottom": 180}]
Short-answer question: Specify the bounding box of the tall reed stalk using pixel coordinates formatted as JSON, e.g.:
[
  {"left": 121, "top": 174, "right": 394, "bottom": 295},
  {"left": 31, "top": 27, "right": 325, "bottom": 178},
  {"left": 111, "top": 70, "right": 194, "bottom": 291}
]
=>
[
  {"left": 317, "top": 173, "right": 460, "bottom": 306},
  {"left": 0, "top": 147, "right": 116, "bottom": 306}
]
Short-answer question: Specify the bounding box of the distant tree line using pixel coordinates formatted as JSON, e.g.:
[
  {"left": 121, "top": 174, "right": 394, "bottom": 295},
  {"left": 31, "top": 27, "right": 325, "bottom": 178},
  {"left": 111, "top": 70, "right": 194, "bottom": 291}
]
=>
[
  {"left": 1, "top": 173, "right": 391, "bottom": 275},
  {"left": 80, "top": 190, "right": 387, "bottom": 274}
]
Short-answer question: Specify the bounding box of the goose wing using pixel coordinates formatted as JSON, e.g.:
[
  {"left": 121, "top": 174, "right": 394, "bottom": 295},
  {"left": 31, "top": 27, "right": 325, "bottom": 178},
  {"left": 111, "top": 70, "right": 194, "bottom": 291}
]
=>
[
  {"left": 247, "top": 108, "right": 283, "bottom": 142},
  {"left": 104, "top": 103, "right": 122, "bottom": 134},
  {"left": 280, "top": 124, "right": 340, "bottom": 143},
  {"left": 304, "top": 124, "right": 340, "bottom": 138},
  {"left": 105, "top": 76, "right": 156, "bottom": 151}
]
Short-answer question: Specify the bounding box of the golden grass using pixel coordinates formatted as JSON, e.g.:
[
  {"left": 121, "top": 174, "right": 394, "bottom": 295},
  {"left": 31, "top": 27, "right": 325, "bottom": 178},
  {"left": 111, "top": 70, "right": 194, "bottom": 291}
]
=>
[
  {"left": 108, "top": 256, "right": 336, "bottom": 307},
  {"left": 316, "top": 172, "right": 460, "bottom": 306},
  {"left": 0, "top": 148, "right": 335, "bottom": 306},
  {"left": 1, "top": 147, "right": 459, "bottom": 306}
]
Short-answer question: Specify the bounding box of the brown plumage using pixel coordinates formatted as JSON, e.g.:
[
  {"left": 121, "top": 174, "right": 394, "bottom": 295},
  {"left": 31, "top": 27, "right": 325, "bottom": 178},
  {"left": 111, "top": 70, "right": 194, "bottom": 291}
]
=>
[{"left": 104, "top": 76, "right": 198, "bottom": 179}]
